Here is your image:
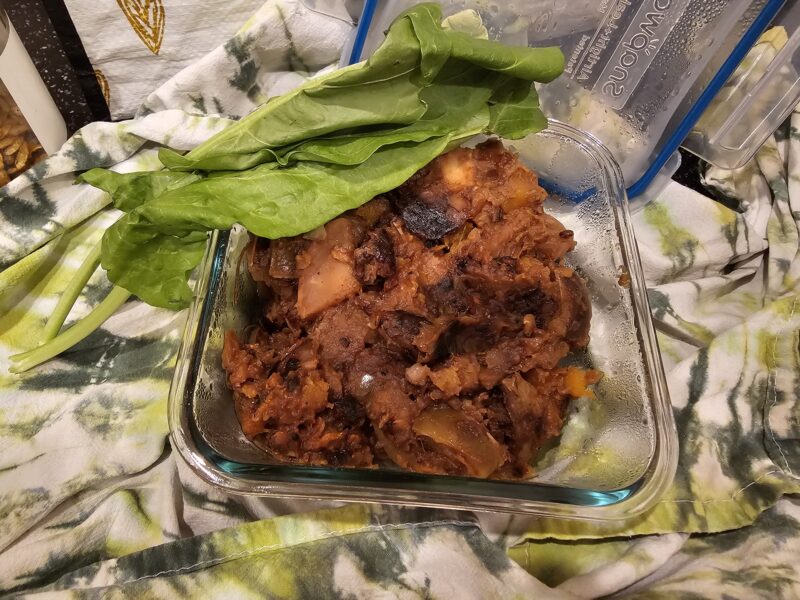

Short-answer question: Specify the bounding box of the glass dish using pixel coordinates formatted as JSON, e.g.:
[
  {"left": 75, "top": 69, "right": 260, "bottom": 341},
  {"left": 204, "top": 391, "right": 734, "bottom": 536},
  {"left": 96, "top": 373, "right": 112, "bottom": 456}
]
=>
[{"left": 168, "top": 121, "right": 678, "bottom": 520}]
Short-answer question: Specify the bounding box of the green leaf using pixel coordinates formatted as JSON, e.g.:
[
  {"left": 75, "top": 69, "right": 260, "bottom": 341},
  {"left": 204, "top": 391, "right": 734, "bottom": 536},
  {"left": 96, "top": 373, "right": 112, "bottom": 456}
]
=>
[
  {"left": 77, "top": 169, "right": 202, "bottom": 212},
  {"left": 80, "top": 2, "right": 566, "bottom": 311},
  {"left": 158, "top": 16, "right": 427, "bottom": 172},
  {"left": 101, "top": 215, "right": 208, "bottom": 310},
  {"left": 446, "top": 33, "right": 564, "bottom": 82},
  {"left": 488, "top": 80, "right": 548, "bottom": 139}
]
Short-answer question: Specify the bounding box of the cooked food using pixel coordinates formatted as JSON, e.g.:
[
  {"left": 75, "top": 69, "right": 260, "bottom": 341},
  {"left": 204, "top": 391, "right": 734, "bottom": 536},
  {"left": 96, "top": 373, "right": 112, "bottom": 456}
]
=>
[{"left": 222, "top": 140, "right": 597, "bottom": 479}]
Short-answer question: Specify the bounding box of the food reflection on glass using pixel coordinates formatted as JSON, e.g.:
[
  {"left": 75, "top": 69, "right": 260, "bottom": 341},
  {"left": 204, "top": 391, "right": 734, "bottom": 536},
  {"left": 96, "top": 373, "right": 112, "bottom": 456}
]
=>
[
  {"left": 0, "top": 81, "right": 46, "bottom": 186},
  {"left": 222, "top": 140, "right": 600, "bottom": 479}
]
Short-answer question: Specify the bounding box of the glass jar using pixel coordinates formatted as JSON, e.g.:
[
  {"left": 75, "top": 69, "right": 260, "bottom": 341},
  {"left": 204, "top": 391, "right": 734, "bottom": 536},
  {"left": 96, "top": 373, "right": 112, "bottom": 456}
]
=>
[
  {"left": 0, "top": 8, "right": 67, "bottom": 185},
  {"left": 169, "top": 122, "right": 678, "bottom": 520}
]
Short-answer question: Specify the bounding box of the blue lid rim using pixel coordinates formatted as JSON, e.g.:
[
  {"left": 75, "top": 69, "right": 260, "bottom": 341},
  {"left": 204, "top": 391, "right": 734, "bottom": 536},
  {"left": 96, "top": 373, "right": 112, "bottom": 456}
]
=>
[
  {"left": 348, "top": 0, "right": 379, "bottom": 64},
  {"left": 626, "top": 0, "right": 786, "bottom": 198},
  {"left": 348, "top": 0, "right": 787, "bottom": 199}
]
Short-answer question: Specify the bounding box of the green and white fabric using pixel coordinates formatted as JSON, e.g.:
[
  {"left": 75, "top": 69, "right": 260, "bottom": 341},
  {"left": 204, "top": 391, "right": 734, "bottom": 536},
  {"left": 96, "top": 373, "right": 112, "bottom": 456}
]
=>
[{"left": 0, "top": 1, "right": 798, "bottom": 597}]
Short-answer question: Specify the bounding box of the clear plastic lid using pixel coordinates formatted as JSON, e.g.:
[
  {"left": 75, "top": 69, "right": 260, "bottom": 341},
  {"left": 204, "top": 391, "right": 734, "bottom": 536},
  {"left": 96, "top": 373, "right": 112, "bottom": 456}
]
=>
[
  {"left": 351, "top": 0, "right": 786, "bottom": 196},
  {"left": 170, "top": 122, "right": 678, "bottom": 519},
  {"left": 683, "top": 1, "right": 800, "bottom": 169}
]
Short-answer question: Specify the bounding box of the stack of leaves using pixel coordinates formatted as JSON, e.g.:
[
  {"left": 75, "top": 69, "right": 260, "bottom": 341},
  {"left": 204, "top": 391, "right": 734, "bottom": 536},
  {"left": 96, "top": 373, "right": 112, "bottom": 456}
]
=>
[{"left": 10, "top": 3, "right": 564, "bottom": 372}]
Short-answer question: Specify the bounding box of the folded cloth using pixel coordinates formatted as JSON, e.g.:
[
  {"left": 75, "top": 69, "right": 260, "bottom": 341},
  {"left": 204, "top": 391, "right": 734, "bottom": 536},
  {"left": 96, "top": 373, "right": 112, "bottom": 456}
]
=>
[
  {"left": 62, "top": 0, "right": 263, "bottom": 119},
  {"left": 0, "top": 1, "right": 798, "bottom": 597},
  {"left": 61, "top": 0, "right": 355, "bottom": 120}
]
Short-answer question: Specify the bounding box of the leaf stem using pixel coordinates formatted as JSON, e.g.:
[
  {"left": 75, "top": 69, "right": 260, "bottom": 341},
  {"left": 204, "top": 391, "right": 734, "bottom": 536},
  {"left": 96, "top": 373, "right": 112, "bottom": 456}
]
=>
[
  {"left": 10, "top": 286, "right": 131, "bottom": 373},
  {"left": 40, "top": 241, "right": 102, "bottom": 343}
]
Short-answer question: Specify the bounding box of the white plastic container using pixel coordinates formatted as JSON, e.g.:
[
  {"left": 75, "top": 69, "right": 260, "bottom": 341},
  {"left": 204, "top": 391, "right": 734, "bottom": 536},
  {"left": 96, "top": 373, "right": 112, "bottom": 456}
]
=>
[{"left": 0, "top": 9, "right": 67, "bottom": 185}]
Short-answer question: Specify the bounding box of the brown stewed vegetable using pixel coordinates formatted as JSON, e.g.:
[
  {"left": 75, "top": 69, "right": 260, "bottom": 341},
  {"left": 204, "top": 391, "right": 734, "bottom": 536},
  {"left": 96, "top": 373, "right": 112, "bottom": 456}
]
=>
[{"left": 223, "top": 140, "right": 599, "bottom": 479}]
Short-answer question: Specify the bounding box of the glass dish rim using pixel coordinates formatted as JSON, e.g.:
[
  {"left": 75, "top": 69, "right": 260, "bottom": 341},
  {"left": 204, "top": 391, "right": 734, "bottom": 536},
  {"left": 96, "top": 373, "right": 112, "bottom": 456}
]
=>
[{"left": 168, "top": 120, "right": 678, "bottom": 521}]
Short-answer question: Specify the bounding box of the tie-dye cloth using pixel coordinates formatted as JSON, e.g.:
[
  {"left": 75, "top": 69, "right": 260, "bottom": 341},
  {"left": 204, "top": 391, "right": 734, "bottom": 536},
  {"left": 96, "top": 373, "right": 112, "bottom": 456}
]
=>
[{"left": 1, "top": 2, "right": 799, "bottom": 597}]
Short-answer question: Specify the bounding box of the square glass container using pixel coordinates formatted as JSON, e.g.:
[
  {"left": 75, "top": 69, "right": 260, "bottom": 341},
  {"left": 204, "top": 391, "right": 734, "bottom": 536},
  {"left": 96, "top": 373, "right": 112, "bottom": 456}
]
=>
[{"left": 168, "top": 121, "right": 678, "bottom": 520}]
